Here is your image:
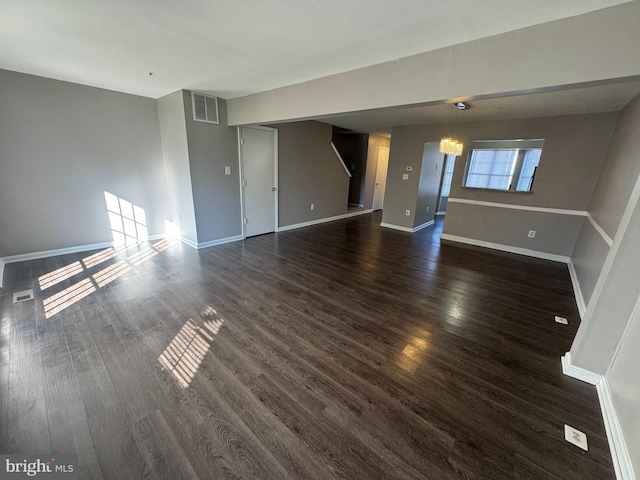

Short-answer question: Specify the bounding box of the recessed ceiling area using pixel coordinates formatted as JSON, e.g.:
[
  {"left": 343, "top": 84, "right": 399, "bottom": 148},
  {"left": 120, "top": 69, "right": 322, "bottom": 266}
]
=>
[
  {"left": 315, "top": 79, "right": 640, "bottom": 135},
  {"left": 0, "top": 0, "right": 632, "bottom": 99}
]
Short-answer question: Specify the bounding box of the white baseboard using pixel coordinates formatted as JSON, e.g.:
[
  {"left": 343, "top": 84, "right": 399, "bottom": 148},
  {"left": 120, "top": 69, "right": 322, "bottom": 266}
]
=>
[
  {"left": 561, "top": 355, "right": 635, "bottom": 479},
  {"left": 180, "top": 234, "right": 243, "bottom": 250},
  {"left": 380, "top": 222, "right": 413, "bottom": 233},
  {"left": 0, "top": 235, "right": 169, "bottom": 288},
  {"left": 597, "top": 378, "right": 636, "bottom": 480},
  {"left": 561, "top": 352, "right": 603, "bottom": 385},
  {"left": 2, "top": 241, "right": 115, "bottom": 265},
  {"left": 567, "top": 259, "right": 586, "bottom": 319},
  {"left": 197, "top": 235, "right": 243, "bottom": 249},
  {"left": 380, "top": 220, "right": 435, "bottom": 233},
  {"left": 413, "top": 220, "right": 435, "bottom": 232},
  {"left": 278, "top": 209, "right": 373, "bottom": 232},
  {"left": 180, "top": 236, "right": 198, "bottom": 249},
  {"left": 440, "top": 233, "right": 571, "bottom": 263}
]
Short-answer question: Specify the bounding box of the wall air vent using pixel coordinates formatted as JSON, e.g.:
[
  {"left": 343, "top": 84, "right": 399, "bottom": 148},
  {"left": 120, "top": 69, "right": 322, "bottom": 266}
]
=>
[{"left": 192, "top": 92, "right": 219, "bottom": 124}]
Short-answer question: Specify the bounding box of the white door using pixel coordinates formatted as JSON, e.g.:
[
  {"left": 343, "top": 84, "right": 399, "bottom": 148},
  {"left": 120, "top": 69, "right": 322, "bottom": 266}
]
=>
[
  {"left": 241, "top": 126, "right": 277, "bottom": 237},
  {"left": 373, "top": 146, "right": 390, "bottom": 211}
]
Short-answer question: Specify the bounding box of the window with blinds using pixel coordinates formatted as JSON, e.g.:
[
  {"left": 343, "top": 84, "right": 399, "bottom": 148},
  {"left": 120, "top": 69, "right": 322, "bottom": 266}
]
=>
[{"left": 463, "top": 139, "right": 544, "bottom": 192}]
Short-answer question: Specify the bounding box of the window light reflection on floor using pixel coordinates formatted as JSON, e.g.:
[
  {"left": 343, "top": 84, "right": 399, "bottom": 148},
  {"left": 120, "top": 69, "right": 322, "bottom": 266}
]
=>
[
  {"left": 38, "top": 261, "right": 84, "bottom": 290},
  {"left": 43, "top": 278, "right": 97, "bottom": 318},
  {"left": 158, "top": 316, "right": 224, "bottom": 389},
  {"left": 41, "top": 239, "right": 173, "bottom": 319}
]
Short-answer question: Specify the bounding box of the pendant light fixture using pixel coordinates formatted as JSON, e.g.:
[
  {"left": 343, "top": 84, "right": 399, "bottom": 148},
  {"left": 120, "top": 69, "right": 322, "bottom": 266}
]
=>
[{"left": 439, "top": 101, "right": 469, "bottom": 156}]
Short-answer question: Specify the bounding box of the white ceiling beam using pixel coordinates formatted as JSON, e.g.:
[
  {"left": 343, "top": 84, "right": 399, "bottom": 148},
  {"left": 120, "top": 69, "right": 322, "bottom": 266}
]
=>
[{"left": 227, "top": 2, "right": 640, "bottom": 126}]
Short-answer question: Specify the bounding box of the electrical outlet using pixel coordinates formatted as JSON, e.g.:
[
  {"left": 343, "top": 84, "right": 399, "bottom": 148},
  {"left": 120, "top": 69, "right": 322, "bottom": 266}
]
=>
[
  {"left": 310, "top": 203, "right": 314, "bottom": 210},
  {"left": 402, "top": 173, "right": 409, "bottom": 180},
  {"left": 405, "top": 209, "right": 411, "bottom": 216},
  {"left": 528, "top": 230, "right": 536, "bottom": 238},
  {"left": 564, "top": 425, "right": 588, "bottom": 451},
  {"left": 224, "top": 166, "right": 231, "bottom": 175},
  {"left": 181, "top": 213, "right": 185, "bottom": 223},
  {"left": 555, "top": 316, "right": 568, "bottom": 325}
]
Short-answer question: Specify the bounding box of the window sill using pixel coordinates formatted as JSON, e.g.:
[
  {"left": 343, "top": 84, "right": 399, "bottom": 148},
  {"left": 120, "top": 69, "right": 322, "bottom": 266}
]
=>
[{"left": 461, "top": 187, "right": 534, "bottom": 194}]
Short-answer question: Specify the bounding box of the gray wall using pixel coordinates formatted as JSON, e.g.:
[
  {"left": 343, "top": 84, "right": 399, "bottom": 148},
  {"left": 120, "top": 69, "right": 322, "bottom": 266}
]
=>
[
  {"left": 570, "top": 220, "right": 610, "bottom": 305},
  {"left": 182, "top": 91, "right": 242, "bottom": 242},
  {"left": 587, "top": 94, "right": 640, "bottom": 239},
  {"left": 444, "top": 204, "right": 584, "bottom": 257},
  {"left": 383, "top": 112, "right": 616, "bottom": 252},
  {"left": 607, "top": 296, "right": 640, "bottom": 475},
  {"left": 381, "top": 127, "right": 422, "bottom": 229},
  {"left": 0, "top": 69, "right": 168, "bottom": 257},
  {"left": 567, "top": 92, "right": 640, "bottom": 471},
  {"left": 414, "top": 142, "right": 444, "bottom": 228},
  {"left": 273, "top": 121, "right": 350, "bottom": 227},
  {"left": 157, "top": 91, "right": 197, "bottom": 243},
  {"left": 363, "top": 135, "right": 391, "bottom": 210}
]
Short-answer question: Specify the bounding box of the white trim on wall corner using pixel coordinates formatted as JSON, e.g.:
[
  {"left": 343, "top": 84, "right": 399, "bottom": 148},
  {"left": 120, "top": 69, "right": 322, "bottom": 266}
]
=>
[
  {"left": 278, "top": 209, "right": 372, "bottom": 233},
  {"left": 180, "top": 236, "right": 198, "bottom": 249},
  {"left": 0, "top": 258, "right": 4, "bottom": 289},
  {"left": 597, "top": 378, "right": 637, "bottom": 480},
  {"left": 380, "top": 220, "right": 435, "bottom": 233},
  {"left": 413, "top": 220, "right": 434, "bottom": 232},
  {"left": 586, "top": 213, "right": 614, "bottom": 247},
  {"left": 380, "top": 223, "right": 414, "bottom": 233},
  {"left": 440, "top": 233, "right": 570, "bottom": 263},
  {"left": 560, "top": 352, "right": 603, "bottom": 385},
  {"left": 447, "top": 198, "right": 586, "bottom": 216},
  {"left": 567, "top": 260, "right": 586, "bottom": 319},
  {"left": 197, "top": 235, "right": 243, "bottom": 249}
]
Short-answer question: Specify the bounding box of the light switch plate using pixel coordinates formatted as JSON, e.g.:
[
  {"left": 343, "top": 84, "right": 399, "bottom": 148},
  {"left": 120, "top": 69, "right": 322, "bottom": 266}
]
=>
[{"left": 224, "top": 166, "right": 231, "bottom": 175}]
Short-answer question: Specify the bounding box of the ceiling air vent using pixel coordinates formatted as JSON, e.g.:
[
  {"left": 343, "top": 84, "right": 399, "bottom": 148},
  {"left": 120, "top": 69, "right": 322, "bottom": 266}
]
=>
[{"left": 192, "top": 92, "right": 219, "bottom": 124}]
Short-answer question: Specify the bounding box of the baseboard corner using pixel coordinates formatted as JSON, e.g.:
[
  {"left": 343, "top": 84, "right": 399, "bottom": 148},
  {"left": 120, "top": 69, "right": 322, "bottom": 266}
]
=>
[
  {"left": 561, "top": 352, "right": 602, "bottom": 385},
  {"left": 567, "top": 259, "right": 586, "bottom": 320}
]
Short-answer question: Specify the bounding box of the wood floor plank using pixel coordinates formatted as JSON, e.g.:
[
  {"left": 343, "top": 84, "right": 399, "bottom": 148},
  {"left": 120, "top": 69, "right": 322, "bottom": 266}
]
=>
[
  {"left": 48, "top": 400, "right": 104, "bottom": 480},
  {"left": 0, "top": 212, "right": 615, "bottom": 479},
  {"left": 133, "top": 409, "right": 199, "bottom": 480}
]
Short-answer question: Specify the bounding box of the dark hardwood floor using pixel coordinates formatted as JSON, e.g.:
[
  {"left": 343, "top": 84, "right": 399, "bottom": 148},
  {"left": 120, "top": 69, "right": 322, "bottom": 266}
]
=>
[{"left": 0, "top": 212, "right": 614, "bottom": 479}]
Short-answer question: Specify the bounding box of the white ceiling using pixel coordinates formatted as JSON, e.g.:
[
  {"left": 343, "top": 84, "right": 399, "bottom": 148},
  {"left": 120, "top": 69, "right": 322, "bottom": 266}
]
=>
[
  {"left": 0, "top": 0, "right": 632, "bottom": 100},
  {"left": 317, "top": 79, "right": 640, "bottom": 134}
]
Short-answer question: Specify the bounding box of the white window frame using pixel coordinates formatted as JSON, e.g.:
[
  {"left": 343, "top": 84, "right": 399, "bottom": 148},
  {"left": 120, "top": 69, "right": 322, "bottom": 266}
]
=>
[{"left": 462, "top": 139, "right": 544, "bottom": 193}]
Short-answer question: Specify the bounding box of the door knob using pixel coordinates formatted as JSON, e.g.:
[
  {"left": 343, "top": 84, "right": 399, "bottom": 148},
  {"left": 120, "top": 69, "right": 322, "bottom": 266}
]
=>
[{"left": 271, "top": 187, "right": 276, "bottom": 191}]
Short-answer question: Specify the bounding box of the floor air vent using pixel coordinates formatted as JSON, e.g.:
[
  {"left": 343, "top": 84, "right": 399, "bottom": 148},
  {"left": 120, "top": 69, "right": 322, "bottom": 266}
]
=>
[{"left": 13, "top": 289, "right": 34, "bottom": 303}]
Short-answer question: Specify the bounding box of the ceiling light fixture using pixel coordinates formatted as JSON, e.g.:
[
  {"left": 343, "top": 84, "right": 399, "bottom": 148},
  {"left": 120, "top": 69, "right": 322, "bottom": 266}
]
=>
[{"left": 439, "top": 102, "right": 470, "bottom": 156}]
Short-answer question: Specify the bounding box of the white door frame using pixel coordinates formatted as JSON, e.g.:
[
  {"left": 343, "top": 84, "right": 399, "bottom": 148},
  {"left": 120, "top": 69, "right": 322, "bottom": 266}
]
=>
[
  {"left": 373, "top": 146, "right": 390, "bottom": 211},
  {"left": 238, "top": 125, "right": 279, "bottom": 238}
]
